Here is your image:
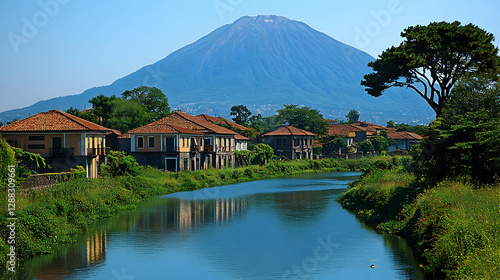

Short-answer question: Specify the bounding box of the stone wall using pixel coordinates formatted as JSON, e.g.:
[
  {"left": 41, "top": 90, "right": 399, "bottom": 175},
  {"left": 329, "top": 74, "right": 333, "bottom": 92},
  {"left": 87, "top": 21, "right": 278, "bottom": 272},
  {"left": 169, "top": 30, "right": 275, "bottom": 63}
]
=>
[{"left": 22, "top": 169, "right": 86, "bottom": 191}]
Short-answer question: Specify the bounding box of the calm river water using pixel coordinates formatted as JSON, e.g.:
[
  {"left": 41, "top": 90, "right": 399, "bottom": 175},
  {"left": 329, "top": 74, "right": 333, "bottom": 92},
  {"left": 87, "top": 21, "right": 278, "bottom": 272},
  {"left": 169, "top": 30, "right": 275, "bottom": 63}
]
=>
[{"left": 14, "top": 172, "right": 424, "bottom": 279}]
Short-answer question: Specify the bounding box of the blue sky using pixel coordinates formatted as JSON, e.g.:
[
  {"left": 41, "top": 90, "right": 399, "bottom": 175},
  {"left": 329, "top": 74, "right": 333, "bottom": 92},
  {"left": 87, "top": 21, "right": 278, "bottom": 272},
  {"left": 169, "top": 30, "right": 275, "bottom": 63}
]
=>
[{"left": 1, "top": 0, "right": 499, "bottom": 113}]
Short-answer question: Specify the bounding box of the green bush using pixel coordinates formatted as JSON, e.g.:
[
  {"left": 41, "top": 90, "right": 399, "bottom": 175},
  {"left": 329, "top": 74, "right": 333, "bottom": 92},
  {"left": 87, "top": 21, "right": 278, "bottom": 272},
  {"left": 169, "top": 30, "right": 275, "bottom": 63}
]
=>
[{"left": 101, "top": 151, "right": 140, "bottom": 177}]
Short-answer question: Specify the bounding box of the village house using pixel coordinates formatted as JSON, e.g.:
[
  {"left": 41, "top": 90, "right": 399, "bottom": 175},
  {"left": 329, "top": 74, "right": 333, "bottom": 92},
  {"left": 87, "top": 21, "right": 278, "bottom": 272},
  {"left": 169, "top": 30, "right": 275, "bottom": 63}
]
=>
[
  {"left": 0, "top": 109, "right": 113, "bottom": 178},
  {"left": 196, "top": 114, "right": 250, "bottom": 151},
  {"left": 323, "top": 121, "right": 422, "bottom": 155},
  {"left": 127, "top": 111, "right": 245, "bottom": 171},
  {"left": 386, "top": 129, "right": 423, "bottom": 151},
  {"left": 262, "top": 125, "right": 315, "bottom": 160}
]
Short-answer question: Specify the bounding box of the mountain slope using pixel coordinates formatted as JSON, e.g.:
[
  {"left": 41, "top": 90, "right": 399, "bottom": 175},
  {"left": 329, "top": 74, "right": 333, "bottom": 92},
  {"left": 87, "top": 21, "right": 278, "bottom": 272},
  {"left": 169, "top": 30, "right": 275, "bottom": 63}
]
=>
[{"left": 0, "top": 15, "right": 435, "bottom": 124}]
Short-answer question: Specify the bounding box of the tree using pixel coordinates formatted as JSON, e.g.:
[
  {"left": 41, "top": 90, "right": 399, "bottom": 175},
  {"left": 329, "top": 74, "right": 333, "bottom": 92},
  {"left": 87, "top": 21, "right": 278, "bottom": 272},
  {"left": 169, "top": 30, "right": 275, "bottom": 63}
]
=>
[
  {"left": 386, "top": 120, "right": 395, "bottom": 128},
  {"left": 356, "top": 140, "right": 374, "bottom": 155},
  {"left": 276, "top": 104, "right": 328, "bottom": 135},
  {"left": 252, "top": 143, "right": 274, "bottom": 165},
  {"left": 371, "top": 130, "right": 391, "bottom": 152},
  {"left": 345, "top": 109, "right": 360, "bottom": 124},
  {"left": 122, "top": 86, "right": 170, "bottom": 120},
  {"left": 361, "top": 21, "right": 500, "bottom": 117},
  {"left": 418, "top": 74, "right": 500, "bottom": 183},
  {"left": 249, "top": 114, "right": 283, "bottom": 134},
  {"left": 107, "top": 99, "right": 153, "bottom": 133},
  {"left": 235, "top": 150, "right": 255, "bottom": 167},
  {"left": 230, "top": 105, "right": 252, "bottom": 125},
  {"left": 66, "top": 107, "right": 81, "bottom": 116},
  {"left": 89, "top": 94, "right": 119, "bottom": 123}
]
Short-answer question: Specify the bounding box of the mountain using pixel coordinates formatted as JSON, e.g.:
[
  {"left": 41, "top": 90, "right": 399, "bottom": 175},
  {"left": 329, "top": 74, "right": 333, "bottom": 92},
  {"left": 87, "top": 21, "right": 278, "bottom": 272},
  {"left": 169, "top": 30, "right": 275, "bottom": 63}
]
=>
[{"left": 0, "top": 15, "right": 435, "bottom": 124}]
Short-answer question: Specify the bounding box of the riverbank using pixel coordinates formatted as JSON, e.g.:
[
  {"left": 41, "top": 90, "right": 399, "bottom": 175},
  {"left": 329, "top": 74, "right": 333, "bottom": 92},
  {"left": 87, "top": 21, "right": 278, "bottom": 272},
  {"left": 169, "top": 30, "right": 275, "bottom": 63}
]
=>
[
  {"left": 0, "top": 156, "right": 390, "bottom": 272},
  {"left": 337, "top": 168, "right": 500, "bottom": 279}
]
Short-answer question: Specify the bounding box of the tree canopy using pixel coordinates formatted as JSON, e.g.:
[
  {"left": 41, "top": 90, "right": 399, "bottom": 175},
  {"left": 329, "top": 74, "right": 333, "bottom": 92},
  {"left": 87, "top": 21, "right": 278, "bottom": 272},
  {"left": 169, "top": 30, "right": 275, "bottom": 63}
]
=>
[
  {"left": 230, "top": 105, "right": 252, "bottom": 125},
  {"left": 361, "top": 21, "right": 500, "bottom": 117},
  {"left": 417, "top": 74, "right": 500, "bottom": 183},
  {"left": 345, "top": 109, "right": 360, "bottom": 124},
  {"left": 122, "top": 86, "right": 170, "bottom": 120},
  {"left": 276, "top": 104, "right": 328, "bottom": 135}
]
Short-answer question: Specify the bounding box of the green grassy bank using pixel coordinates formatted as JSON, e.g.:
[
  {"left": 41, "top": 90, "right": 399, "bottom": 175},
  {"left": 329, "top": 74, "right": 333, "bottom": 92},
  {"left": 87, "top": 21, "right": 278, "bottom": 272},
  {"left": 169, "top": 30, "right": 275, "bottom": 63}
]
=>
[
  {"left": 338, "top": 168, "right": 500, "bottom": 279},
  {"left": 1, "top": 157, "right": 382, "bottom": 272}
]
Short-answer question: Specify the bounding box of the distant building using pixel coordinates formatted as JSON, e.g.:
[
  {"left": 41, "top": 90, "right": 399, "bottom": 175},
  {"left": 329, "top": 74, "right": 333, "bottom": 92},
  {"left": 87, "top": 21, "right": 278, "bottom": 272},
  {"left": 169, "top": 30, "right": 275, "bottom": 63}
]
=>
[
  {"left": 386, "top": 129, "right": 423, "bottom": 151},
  {"left": 262, "top": 125, "right": 315, "bottom": 160},
  {"left": 196, "top": 114, "right": 249, "bottom": 151},
  {"left": 126, "top": 111, "right": 244, "bottom": 171},
  {"left": 0, "top": 110, "right": 113, "bottom": 178}
]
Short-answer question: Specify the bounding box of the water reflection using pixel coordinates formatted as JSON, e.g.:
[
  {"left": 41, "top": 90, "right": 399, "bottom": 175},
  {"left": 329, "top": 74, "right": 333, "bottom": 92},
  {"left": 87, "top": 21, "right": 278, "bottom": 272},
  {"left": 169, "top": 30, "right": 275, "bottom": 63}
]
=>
[
  {"left": 135, "top": 197, "right": 248, "bottom": 232},
  {"left": 9, "top": 172, "right": 424, "bottom": 280},
  {"left": 86, "top": 230, "right": 107, "bottom": 265}
]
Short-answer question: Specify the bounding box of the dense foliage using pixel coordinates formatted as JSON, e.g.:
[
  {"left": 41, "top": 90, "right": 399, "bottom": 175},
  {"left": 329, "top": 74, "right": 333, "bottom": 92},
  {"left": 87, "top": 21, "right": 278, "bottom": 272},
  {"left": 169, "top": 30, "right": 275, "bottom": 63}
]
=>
[
  {"left": 276, "top": 104, "right": 328, "bottom": 135},
  {"left": 230, "top": 104, "right": 252, "bottom": 125},
  {"left": 66, "top": 86, "right": 170, "bottom": 132},
  {"left": 414, "top": 74, "right": 500, "bottom": 184},
  {"left": 362, "top": 21, "right": 500, "bottom": 117},
  {"left": 100, "top": 151, "right": 140, "bottom": 177}
]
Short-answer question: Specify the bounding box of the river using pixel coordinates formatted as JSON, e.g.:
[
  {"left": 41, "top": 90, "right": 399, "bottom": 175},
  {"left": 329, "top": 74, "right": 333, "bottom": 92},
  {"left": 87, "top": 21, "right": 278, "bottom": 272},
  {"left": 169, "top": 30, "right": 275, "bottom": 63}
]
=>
[{"left": 14, "top": 172, "right": 424, "bottom": 279}]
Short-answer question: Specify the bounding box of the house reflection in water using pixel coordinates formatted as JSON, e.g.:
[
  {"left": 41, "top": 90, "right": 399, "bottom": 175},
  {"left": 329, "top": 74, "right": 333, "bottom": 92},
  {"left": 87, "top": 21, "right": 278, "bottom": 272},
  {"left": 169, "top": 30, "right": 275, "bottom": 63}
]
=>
[
  {"left": 137, "top": 197, "right": 248, "bottom": 232},
  {"left": 86, "top": 230, "right": 107, "bottom": 264}
]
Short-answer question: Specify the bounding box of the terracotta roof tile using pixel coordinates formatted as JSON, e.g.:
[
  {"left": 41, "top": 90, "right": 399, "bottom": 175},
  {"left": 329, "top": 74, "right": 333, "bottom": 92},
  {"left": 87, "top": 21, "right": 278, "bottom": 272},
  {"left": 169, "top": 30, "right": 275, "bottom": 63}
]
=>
[
  {"left": 127, "top": 111, "right": 237, "bottom": 135},
  {"left": 117, "top": 133, "right": 131, "bottom": 139},
  {"left": 234, "top": 134, "right": 249, "bottom": 140},
  {"left": 388, "top": 131, "right": 423, "bottom": 140},
  {"left": 0, "top": 110, "right": 112, "bottom": 132},
  {"left": 196, "top": 114, "right": 249, "bottom": 131},
  {"left": 262, "top": 126, "right": 315, "bottom": 137},
  {"left": 127, "top": 122, "right": 203, "bottom": 135},
  {"left": 328, "top": 124, "right": 363, "bottom": 136}
]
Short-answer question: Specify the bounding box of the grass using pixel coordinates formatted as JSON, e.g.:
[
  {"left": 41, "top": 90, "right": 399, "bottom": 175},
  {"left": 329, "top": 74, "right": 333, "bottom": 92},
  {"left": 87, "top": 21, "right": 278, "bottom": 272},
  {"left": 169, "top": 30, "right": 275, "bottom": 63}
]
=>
[
  {"left": 0, "top": 156, "right": 385, "bottom": 272},
  {"left": 337, "top": 168, "right": 500, "bottom": 279}
]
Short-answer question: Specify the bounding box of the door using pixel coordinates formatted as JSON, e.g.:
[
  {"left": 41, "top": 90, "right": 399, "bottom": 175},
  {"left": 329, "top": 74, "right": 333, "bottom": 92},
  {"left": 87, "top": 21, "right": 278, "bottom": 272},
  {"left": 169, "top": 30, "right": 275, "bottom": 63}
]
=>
[{"left": 52, "top": 137, "right": 62, "bottom": 155}]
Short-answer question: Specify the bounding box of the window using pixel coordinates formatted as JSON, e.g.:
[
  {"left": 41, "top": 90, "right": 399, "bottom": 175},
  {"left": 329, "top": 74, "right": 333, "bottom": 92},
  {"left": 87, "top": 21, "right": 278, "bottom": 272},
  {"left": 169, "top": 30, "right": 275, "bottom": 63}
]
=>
[
  {"left": 148, "top": 136, "right": 155, "bottom": 148},
  {"left": 184, "top": 158, "right": 188, "bottom": 171},
  {"left": 137, "top": 136, "right": 144, "bottom": 149},
  {"left": 29, "top": 136, "right": 44, "bottom": 141},
  {"left": 28, "top": 144, "right": 45, "bottom": 149}
]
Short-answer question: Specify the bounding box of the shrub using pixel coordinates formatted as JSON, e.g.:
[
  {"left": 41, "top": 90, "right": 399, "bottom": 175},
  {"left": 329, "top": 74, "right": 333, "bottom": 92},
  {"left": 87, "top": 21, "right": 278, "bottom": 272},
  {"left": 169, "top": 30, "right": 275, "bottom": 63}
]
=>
[{"left": 101, "top": 151, "right": 140, "bottom": 177}]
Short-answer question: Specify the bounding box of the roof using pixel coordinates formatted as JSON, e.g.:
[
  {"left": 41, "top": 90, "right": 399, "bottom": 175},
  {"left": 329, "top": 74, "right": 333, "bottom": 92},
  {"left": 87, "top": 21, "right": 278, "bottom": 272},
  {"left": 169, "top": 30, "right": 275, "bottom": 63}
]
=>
[
  {"left": 387, "top": 131, "right": 423, "bottom": 140},
  {"left": 328, "top": 124, "right": 364, "bottom": 137},
  {"left": 352, "top": 121, "right": 386, "bottom": 130},
  {"left": 196, "top": 114, "right": 249, "bottom": 131},
  {"left": 0, "top": 109, "right": 112, "bottom": 132},
  {"left": 234, "top": 134, "right": 249, "bottom": 141},
  {"left": 127, "top": 122, "right": 203, "bottom": 135},
  {"left": 262, "top": 126, "right": 315, "bottom": 137},
  {"left": 134, "top": 111, "right": 237, "bottom": 135},
  {"left": 117, "top": 133, "right": 131, "bottom": 139}
]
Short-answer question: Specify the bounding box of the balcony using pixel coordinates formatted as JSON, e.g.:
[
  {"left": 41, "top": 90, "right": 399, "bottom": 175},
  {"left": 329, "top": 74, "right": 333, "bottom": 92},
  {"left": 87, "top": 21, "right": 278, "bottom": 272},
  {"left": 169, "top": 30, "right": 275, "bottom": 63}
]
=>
[
  {"left": 50, "top": 148, "right": 74, "bottom": 156},
  {"left": 87, "top": 147, "right": 107, "bottom": 157}
]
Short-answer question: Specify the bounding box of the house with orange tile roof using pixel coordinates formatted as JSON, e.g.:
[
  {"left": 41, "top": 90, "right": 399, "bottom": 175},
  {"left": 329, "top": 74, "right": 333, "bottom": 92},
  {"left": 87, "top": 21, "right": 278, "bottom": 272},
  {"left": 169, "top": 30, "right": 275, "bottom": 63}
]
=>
[
  {"left": 262, "top": 125, "right": 315, "bottom": 160},
  {"left": 0, "top": 110, "right": 113, "bottom": 178},
  {"left": 126, "top": 111, "right": 241, "bottom": 171},
  {"left": 196, "top": 114, "right": 249, "bottom": 151},
  {"left": 386, "top": 130, "right": 423, "bottom": 151}
]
